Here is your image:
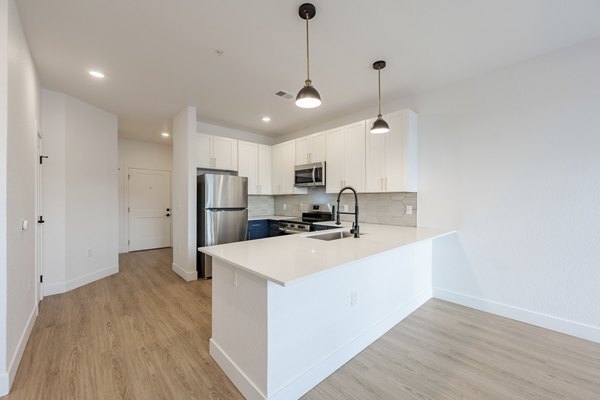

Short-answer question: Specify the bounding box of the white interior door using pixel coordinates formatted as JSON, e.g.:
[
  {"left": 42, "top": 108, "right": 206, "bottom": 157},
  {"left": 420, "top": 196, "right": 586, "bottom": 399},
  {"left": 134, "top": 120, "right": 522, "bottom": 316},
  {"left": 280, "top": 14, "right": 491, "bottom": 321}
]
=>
[
  {"left": 128, "top": 168, "right": 171, "bottom": 251},
  {"left": 36, "top": 130, "right": 44, "bottom": 300}
]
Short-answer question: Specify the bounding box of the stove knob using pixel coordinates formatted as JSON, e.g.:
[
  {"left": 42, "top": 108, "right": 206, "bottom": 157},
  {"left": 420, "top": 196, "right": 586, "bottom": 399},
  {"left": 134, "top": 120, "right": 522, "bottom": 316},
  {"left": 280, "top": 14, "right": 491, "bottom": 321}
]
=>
[{"left": 290, "top": 224, "right": 295, "bottom": 228}]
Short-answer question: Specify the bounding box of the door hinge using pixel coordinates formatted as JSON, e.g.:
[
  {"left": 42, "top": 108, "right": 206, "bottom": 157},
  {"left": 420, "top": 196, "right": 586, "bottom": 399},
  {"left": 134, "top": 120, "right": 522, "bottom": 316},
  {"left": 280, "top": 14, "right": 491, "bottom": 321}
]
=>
[
  {"left": 128, "top": 240, "right": 130, "bottom": 245},
  {"left": 40, "top": 275, "right": 43, "bottom": 283},
  {"left": 39, "top": 155, "right": 48, "bottom": 165},
  {"left": 128, "top": 207, "right": 130, "bottom": 213},
  {"left": 128, "top": 174, "right": 131, "bottom": 180}
]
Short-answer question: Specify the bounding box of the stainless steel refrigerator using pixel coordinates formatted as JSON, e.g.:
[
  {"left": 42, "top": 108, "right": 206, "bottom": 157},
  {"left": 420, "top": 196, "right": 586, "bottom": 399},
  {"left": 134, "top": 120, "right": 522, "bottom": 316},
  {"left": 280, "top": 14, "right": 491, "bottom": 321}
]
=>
[{"left": 197, "top": 174, "right": 248, "bottom": 279}]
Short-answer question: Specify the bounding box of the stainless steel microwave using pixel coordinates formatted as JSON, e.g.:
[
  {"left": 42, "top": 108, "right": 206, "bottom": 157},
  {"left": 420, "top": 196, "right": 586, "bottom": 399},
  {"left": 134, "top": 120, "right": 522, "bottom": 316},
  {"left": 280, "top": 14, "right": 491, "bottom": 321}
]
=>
[{"left": 294, "top": 162, "right": 326, "bottom": 187}]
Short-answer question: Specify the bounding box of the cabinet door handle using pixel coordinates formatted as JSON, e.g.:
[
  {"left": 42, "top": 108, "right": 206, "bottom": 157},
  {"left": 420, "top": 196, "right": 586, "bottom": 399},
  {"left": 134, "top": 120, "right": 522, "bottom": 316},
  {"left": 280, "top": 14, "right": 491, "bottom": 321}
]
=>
[
  {"left": 385, "top": 177, "right": 388, "bottom": 191},
  {"left": 381, "top": 178, "right": 384, "bottom": 192}
]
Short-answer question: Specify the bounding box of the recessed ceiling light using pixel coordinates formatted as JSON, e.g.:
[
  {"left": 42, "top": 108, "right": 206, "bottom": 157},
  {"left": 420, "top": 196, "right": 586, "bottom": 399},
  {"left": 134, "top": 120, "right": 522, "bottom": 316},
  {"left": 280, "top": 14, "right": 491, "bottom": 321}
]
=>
[
  {"left": 88, "top": 70, "right": 105, "bottom": 79},
  {"left": 161, "top": 132, "right": 170, "bottom": 137},
  {"left": 262, "top": 116, "right": 271, "bottom": 122}
]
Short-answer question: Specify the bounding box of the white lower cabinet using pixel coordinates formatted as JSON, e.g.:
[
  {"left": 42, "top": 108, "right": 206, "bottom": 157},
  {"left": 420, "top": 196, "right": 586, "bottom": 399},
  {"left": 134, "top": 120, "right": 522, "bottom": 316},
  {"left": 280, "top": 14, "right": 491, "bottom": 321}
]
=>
[
  {"left": 238, "top": 141, "right": 272, "bottom": 195},
  {"left": 365, "top": 110, "right": 418, "bottom": 192},
  {"left": 272, "top": 140, "right": 307, "bottom": 195},
  {"left": 326, "top": 121, "right": 366, "bottom": 193}
]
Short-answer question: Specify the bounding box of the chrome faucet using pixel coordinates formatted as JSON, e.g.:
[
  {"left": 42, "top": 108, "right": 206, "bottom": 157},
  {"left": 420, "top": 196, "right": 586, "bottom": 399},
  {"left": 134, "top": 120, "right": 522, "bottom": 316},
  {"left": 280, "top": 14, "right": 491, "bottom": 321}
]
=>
[{"left": 336, "top": 186, "right": 360, "bottom": 238}]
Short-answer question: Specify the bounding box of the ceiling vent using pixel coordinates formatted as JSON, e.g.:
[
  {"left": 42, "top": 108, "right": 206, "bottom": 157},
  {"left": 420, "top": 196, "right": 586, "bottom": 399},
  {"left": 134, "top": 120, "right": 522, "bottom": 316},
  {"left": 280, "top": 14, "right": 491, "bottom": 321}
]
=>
[{"left": 274, "top": 90, "right": 294, "bottom": 100}]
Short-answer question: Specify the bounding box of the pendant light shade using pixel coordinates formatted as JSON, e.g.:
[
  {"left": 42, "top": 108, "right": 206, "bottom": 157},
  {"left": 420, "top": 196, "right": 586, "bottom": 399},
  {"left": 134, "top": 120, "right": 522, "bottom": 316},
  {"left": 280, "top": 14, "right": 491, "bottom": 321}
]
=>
[
  {"left": 296, "top": 80, "right": 321, "bottom": 108},
  {"left": 371, "top": 115, "right": 390, "bottom": 134},
  {"left": 296, "top": 3, "right": 321, "bottom": 109},
  {"left": 370, "top": 60, "right": 390, "bottom": 134}
]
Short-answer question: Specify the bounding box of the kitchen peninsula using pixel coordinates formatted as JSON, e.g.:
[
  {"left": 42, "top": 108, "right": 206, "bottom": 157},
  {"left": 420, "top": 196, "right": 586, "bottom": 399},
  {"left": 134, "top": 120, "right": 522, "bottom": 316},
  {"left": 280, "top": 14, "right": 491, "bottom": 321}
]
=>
[{"left": 199, "top": 223, "right": 453, "bottom": 400}]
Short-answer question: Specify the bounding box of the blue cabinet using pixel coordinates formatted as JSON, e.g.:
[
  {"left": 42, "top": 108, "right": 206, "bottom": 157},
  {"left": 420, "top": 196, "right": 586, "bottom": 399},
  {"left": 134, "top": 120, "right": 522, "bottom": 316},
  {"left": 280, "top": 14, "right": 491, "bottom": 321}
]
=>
[{"left": 247, "top": 220, "right": 269, "bottom": 240}]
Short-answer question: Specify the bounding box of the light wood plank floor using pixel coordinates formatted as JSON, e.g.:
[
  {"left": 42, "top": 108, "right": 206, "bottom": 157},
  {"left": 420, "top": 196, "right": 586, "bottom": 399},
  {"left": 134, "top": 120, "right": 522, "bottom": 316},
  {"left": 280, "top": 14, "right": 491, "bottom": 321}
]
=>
[{"left": 4, "top": 248, "right": 600, "bottom": 399}]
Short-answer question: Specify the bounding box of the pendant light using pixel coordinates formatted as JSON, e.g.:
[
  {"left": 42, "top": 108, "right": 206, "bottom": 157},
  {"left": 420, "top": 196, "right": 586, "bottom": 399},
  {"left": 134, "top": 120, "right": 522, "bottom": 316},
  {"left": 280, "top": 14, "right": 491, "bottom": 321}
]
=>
[
  {"left": 295, "top": 3, "right": 321, "bottom": 109},
  {"left": 370, "top": 60, "right": 390, "bottom": 134}
]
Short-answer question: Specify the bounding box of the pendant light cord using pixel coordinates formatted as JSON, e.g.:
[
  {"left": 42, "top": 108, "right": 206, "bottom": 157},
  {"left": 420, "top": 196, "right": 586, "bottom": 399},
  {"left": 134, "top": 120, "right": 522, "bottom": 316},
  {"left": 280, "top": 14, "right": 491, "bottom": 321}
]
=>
[
  {"left": 377, "top": 67, "right": 382, "bottom": 116},
  {"left": 305, "top": 12, "right": 310, "bottom": 81}
]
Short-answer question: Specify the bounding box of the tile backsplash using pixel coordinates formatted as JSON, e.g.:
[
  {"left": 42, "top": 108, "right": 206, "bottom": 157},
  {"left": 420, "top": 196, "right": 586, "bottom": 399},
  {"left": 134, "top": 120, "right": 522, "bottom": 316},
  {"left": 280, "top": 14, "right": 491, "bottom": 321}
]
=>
[
  {"left": 248, "top": 195, "right": 275, "bottom": 217},
  {"left": 272, "top": 188, "right": 417, "bottom": 227}
]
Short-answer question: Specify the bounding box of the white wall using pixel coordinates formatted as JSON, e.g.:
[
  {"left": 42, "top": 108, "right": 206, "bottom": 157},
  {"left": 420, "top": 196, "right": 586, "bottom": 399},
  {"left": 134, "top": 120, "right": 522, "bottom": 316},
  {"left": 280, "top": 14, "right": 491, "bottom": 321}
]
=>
[
  {"left": 172, "top": 107, "right": 197, "bottom": 281},
  {"left": 419, "top": 38, "right": 600, "bottom": 342},
  {"left": 281, "top": 38, "right": 600, "bottom": 342},
  {"left": 41, "top": 90, "right": 119, "bottom": 296},
  {"left": 65, "top": 95, "right": 118, "bottom": 286},
  {"left": 118, "top": 138, "right": 172, "bottom": 253},
  {"left": 0, "top": 0, "right": 40, "bottom": 394},
  {"left": 0, "top": 0, "right": 8, "bottom": 391}
]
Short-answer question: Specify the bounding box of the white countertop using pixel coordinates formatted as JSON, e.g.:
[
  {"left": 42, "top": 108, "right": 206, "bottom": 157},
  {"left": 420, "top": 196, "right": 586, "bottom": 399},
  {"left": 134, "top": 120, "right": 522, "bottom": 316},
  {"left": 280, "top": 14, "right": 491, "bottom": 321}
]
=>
[
  {"left": 248, "top": 215, "right": 292, "bottom": 221},
  {"left": 199, "top": 223, "right": 454, "bottom": 286}
]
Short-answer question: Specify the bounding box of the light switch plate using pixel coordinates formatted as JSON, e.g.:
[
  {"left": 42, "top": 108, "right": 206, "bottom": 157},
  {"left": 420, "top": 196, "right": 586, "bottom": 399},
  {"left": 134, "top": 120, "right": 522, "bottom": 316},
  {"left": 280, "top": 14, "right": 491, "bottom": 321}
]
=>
[{"left": 406, "top": 205, "right": 413, "bottom": 215}]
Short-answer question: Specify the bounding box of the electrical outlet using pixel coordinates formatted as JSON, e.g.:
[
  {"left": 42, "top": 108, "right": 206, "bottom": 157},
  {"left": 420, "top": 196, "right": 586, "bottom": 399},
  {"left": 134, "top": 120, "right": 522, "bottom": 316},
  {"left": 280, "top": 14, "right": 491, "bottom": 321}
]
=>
[
  {"left": 350, "top": 290, "right": 358, "bottom": 307},
  {"left": 343, "top": 204, "right": 349, "bottom": 212},
  {"left": 283, "top": 203, "right": 287, "bottom": 211},
  {"left": 406, "top": 205, "right": 413, "bottom": 215}
]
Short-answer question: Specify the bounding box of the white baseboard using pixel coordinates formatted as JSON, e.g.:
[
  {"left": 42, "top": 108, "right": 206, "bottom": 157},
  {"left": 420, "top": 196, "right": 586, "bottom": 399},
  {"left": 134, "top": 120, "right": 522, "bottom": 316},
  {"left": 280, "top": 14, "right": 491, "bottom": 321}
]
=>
[
  {"left": 0, "top": 304, "right": 38, "bottom": 396},
  {"left": 118, "top": 245, "right": 128, "bottom": 254},
  {"left": 43, "top": 264, "right": 119, "bottom": 296},
  {"left": 209, "top": 290, "right": 431, "bottom": 400},
  {"left": 433, "top": 287, "right": 600, "bottom": 344},
  {"left": 0, "top": 373, "right": 6, "bottom": 397},
  {"left": 43, "top": 281, "right": 66, "bottom": 296},
  {"left": 172, "top": 262, "right": 197, "bottom": 281},
  {"left": 210, "top": 340, "right": 267, "bottom": 400}
]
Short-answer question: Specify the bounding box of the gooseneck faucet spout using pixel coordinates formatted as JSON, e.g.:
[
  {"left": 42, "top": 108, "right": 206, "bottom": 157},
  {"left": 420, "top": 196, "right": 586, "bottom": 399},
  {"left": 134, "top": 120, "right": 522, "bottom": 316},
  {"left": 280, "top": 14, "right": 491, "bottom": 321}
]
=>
[{"left": 336, "top": 186, "right": 360, "bottom": 238}]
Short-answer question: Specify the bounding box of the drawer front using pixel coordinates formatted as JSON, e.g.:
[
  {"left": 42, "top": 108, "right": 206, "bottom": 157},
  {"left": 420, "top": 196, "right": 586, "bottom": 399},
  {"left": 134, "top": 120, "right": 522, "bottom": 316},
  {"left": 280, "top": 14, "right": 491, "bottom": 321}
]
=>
[{"left": 247, "top": 220, "right": 268, "bottom": 240}]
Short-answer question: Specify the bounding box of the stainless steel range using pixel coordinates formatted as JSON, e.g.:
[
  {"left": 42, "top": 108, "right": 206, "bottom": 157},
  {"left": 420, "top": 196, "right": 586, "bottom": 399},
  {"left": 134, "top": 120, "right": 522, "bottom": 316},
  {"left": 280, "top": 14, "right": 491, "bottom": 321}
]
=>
[{"left": 278, "top": 204, "right": 334, "bottom": 235}]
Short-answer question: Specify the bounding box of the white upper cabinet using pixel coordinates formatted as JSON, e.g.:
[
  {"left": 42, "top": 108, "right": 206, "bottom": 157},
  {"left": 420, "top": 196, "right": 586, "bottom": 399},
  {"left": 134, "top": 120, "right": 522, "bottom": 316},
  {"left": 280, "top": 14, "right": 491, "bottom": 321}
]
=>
[
  {"left": 238, "top": 141, "right": 272, "bottom": 195},
  {"left": 326, "top": 122, "right": 366, "bottom": 193},
  {"left": 257, "top": 144, "right": 272, "bottom": 195},
  {"left": 195, "top": 133, "right": 238, "bottom": 171},
  {"left": 272, "top": 140, "right": 307, "bottom": 195},
  {"left": 295, "top": 132, "right": 326, "bottom": 165},
  {"left": 365, "top": 110, "right": 418, "bottom": 192},
  {"left": 195, "top": 133, "right": 212, "bottom": 169},
  {"left": 344, "top": 121, "right": 367, "bottom": 192},
  {"left": 238, "top": 141, "right": 259, "bottom": 193}
]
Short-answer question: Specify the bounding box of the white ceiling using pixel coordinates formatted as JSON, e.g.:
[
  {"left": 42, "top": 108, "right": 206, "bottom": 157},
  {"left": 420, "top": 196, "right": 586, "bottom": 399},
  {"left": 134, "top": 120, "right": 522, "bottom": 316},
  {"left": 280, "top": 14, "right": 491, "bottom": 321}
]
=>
[{"left": 16, "top": 0, "right": 600, "bottom": 143}]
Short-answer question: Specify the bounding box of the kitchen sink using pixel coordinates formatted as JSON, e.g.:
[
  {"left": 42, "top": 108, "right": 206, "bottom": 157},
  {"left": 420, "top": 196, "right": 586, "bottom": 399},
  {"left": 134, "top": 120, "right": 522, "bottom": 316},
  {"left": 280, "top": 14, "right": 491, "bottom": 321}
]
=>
[{"left": 307, "top": 231, "right": 354, "bottom": 241}]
